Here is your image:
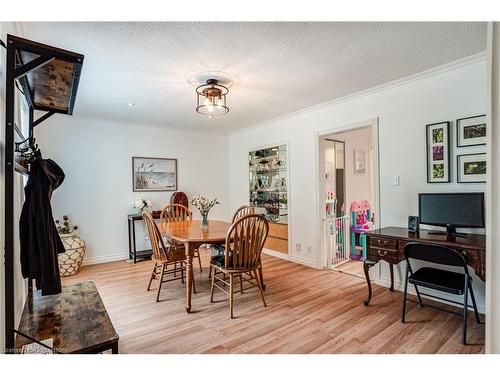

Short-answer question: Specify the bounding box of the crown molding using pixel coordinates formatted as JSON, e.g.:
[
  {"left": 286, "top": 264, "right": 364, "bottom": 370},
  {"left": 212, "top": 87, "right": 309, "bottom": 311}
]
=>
[{"left": 230, "top": 52, "right": 487, "bottom": 136}]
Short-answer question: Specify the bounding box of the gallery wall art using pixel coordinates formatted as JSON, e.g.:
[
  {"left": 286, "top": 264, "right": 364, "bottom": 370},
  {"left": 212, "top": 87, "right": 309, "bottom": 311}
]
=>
[
  {"left": 456, "top": 114, "right": 486, "bottom": 147},
  {"left": 457, "top": 153, "right": 486, "bottom": 183},
  {"left": 426, "top": 121, "right": 451, "bottom": 183}
]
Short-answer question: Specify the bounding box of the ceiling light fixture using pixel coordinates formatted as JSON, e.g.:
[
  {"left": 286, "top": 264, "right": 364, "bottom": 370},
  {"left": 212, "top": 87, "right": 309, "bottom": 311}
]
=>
[
  {"left": 195, "top": 79, "right": 229, "bottom": 116},
  {"left": 126, "top": 102, "right": 135, "bottom": 107}
]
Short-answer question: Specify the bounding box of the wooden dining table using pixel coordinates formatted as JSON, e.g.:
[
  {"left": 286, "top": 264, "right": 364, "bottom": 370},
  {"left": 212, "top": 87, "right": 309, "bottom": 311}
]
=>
[{"left": 159, "top": 219, "right": 232, "bottom": 313}]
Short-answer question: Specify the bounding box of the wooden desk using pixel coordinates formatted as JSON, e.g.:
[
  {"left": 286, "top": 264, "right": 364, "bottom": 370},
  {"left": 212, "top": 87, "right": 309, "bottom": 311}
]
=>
[
  {"left": 363, "top": 226, "right": 486, "bottom": 306},
  {"left": 127, "top": 210, "right": 161, "bottom": 263},
  {"left": 16, "top": 281, "right": 119, "bottom": 353},
  {"left": 160, "top": 220, "right": 232, "bottom": 313}
]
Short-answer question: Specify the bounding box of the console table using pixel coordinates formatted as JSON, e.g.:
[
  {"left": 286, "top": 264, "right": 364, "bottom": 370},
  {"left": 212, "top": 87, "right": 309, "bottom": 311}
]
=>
[
  {"left": 363, "top": 226, "right": 486, "bottom": 306},
  {"left": 127, "top": 210, "right": 161, "bottom": 263}
]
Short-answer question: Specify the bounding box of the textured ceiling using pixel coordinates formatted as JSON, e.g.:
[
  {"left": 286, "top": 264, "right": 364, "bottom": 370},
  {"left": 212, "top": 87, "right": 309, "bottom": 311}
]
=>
[{"left": 15, "top": 22, "right": 487, "bottom": 133}]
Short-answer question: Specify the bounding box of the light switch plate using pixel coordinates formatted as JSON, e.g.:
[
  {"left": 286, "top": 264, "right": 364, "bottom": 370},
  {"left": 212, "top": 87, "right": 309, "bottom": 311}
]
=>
[{"left": 393, "top": 175, "right": 401, "bottom": 186}]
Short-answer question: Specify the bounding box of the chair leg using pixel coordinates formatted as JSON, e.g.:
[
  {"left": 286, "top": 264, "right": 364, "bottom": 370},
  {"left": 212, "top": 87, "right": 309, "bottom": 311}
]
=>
[
  {"left": 462, "top": 278, "right": 470, "bottom": 345},
  {"left": 229, "top": 274, "right": 234, "bottom": 318},
  {"left": 240, "top": 274, "right": 244, "bottom": 294},
  {"left": 147, "top": 263, "right": 157, "bottom": 291},
  {"left": 413, "top": 284, "right": 425, "bottom": 307},
  {"left": 401, "top": 267, "right": 409, "bottom": 323},
  {"left": 174, "top": 262, "right": 177, "bottom": 277},
  {"left": 254, "top": 270, "right": 267, "bottom": 307},
  {"left": 181, "top": 262, "right": 185, "bottom": 283},
  {"left": 196, "top": 249, "right": 203, "bottom": 273},
  {"left": 210, "top": 266, "right": 216, "bottom": 303},
  {"left": 156, "top": 264, "right": 166, "bottom": 302},
  {"left": 258, "top": 264, "right": 265, "bottom": 290},
  {"left": 208, "top": 264, "right": 212, "bottom": 279},
  {"left": 468, "top": 282, "right": 481, "bottom": 324}
]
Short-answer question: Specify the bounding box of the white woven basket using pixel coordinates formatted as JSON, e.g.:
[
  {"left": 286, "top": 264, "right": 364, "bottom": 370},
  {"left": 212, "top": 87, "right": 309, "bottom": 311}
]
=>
[{"left": 58, "top": 234, "right": 86, "bottom": 277}]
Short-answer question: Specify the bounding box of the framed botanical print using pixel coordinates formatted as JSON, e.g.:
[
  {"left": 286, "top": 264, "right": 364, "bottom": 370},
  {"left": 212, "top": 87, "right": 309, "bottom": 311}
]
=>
[
  {"left": 426, "top": 121, "right": 451, "bottom": 183},
  {"left": 456, "top": 115, "right": 486, "bottom": 147},
  {"left": 132, "top": 157, "right": 177, "bottom": 192},
  {"left": 457, "top": 153, "right": 486, "bottom": 183}
]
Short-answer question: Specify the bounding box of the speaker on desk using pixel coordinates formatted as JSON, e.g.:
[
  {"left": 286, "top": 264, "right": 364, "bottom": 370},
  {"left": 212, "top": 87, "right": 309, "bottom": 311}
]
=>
[{"left": 408, "top": 216, "right": 419, "bottom": 232}]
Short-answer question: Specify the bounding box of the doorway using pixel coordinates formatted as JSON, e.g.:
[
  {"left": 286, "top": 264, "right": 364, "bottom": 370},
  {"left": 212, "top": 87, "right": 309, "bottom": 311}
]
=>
[{"left": 318, "top": 119, "right": 379, "bottom": 278}]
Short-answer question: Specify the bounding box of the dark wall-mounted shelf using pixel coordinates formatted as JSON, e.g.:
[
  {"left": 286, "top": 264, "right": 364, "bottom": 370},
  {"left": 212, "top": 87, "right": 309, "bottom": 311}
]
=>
[{"left": 11, "top": 34, "right": 84, "bottom": 116}]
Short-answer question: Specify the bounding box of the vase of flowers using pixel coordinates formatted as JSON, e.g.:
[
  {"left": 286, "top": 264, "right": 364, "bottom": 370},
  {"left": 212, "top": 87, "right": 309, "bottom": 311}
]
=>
[
  {"left": 133, "top": 198, "right": 152, "bottom": 214},
  {"left": 189, "top": 195, "right": 219, "bottom": 230},
  {"left": 55, "top": 215, "right": 86, "bottom": 277}
]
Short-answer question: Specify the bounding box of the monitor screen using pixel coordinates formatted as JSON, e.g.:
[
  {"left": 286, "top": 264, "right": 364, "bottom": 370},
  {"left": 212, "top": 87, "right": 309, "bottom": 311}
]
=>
[{"left": 418, "top": 193, "right": 485, "bottom": 229}]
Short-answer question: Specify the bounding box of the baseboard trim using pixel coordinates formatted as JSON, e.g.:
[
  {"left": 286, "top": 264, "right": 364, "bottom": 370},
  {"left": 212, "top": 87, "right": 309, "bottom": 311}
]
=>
[
  {"left": 83, "top": 253, "right": 129, "bottom": 266},
  {"left": 262, "top": 248, "right": 318, "bottom": 268}
]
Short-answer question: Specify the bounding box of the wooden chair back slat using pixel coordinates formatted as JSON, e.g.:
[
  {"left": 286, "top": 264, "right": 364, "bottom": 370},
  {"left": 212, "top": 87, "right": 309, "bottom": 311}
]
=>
[
  {"left": 142, "top": 211, "right": 167, "bottom": 262},
  {"left": 225, "top": 214, "right": 269, "bottom": 270},
  {"left": 231, "top": 205, "right": 255, "bottom": 223},
  {"left": 160, "top": 204, "right": 192, "bottom": 226}
]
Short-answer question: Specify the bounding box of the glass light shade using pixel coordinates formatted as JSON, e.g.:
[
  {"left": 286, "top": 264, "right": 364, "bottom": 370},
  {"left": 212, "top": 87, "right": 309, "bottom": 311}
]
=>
[{"left": 196, "top": 79, "right": 229, "bottom": 116}]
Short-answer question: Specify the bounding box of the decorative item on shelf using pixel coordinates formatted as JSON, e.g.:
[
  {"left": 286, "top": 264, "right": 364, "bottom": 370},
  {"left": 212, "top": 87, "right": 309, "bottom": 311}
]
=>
[
  {"left": 55, "top": 215, "right": 86, "bottom": 277},
  {"left": 189, "top": 195, "right": 220, "bottom": 230},
  {"left": 133, "top": 198, "right": 152, "bottom": 214},
  {"left": 195, "top": 79, "right": 229, "bottom": 117},
  {"left": 426, "top": 121, "right": 451, "bottom": 183},
  {"left": 456, "top": 114, "right": 486, "bottom": 147},
  {"left": 457, "top": 153, "right": 486, "bottom": 183}
]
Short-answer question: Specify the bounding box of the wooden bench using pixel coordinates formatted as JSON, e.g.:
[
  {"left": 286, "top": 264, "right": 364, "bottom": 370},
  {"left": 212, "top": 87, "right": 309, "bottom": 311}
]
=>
[{"left": 15, "top": 281, "right": 119, "bottom": 354}]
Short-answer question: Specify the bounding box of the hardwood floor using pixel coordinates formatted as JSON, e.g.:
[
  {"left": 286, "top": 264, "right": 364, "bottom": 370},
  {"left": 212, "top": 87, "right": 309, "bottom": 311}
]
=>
[
  {"left": 64, "top": 251, "right": 485, "bottom": 354},
  {"left": 334, "top": 259, "right": 365, "bottom": 278}
]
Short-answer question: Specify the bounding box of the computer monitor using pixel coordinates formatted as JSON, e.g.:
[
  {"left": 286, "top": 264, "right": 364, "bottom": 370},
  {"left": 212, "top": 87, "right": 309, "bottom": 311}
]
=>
[{"left": 418, "top": 192, "right": 485, "bottom": 236}]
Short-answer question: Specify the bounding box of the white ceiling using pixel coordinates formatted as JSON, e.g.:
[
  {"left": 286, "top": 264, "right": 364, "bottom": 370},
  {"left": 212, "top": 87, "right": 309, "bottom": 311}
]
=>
[{"left": 16, "top": 22, "right": 486, "bottom": 133}]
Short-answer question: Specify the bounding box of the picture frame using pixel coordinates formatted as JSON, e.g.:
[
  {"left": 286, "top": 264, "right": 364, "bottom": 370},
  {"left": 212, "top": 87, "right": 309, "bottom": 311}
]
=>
[
  {"left": 354, "top": 149, "right": 366, "bottom": 174},
  {"left": 426, "top": 121, "right": 451, "bottom": 183},
  {"left": 132, "top": 157, "right": 178, "bottom": 192},
  {"left": 457, "top": 153, "right": 486, "bottom": 183},
  {"left": 456, "top": 114, "right": 486, "bottom": 147}
]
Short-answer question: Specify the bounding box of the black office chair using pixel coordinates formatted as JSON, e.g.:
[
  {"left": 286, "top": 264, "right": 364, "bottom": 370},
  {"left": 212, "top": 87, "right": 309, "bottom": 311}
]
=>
[{"left": 402, "top": 243, "right": 481, "bottom": 345}]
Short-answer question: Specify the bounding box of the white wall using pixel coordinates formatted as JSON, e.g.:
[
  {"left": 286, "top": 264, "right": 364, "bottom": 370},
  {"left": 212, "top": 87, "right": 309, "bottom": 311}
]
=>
[
  {"left": 37, "top": 115, "right": 230, "bottom": 265},
  {"left": 229, "top": 57, "right": 487, "bottom": 310}
]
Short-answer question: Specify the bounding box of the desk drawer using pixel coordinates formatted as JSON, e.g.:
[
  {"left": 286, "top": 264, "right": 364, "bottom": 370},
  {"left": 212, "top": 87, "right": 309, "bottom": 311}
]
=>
[
  {"left": 369, "top": 237, "right": 397, "bottom": 250},
  {"left": 369, "top": 247, "right": 398, "bottom": 263}
]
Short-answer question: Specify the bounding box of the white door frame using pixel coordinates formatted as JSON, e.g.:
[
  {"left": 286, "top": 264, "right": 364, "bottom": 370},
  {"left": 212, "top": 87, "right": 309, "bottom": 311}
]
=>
[{"left": 314, "top": 117, "right": 381, "bottom": 269}]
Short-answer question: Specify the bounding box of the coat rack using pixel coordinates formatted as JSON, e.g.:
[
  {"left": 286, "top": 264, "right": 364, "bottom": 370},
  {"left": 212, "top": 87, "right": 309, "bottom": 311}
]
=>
[{"left": 3, "top": 34, "right": 84, "bottom": 353}]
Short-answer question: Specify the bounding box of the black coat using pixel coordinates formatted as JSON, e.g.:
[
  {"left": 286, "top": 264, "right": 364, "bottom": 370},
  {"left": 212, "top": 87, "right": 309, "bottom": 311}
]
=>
[{"left": 20, "top": 158, "right": 66, "bottom": 295}]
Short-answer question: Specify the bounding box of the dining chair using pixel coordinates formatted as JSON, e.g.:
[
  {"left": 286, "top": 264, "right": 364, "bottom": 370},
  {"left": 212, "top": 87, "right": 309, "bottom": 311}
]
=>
[
  {"left": 402, "top": 242, "right": 481, "bottom": 345},
  {"left": 209, "top": 205, "right": 260, "bottom": 279},
  {"left": 211, "top": 205, "right": 255, "bottom": 258},
  {"left": 143, "top": 211, "right": 196, "bottom": 302},
  {"left": 160, "top": 204, "right": 203, "bottom": 273},
  {"left": 209, "top": 213, "right": 269, "bottom": 318}
]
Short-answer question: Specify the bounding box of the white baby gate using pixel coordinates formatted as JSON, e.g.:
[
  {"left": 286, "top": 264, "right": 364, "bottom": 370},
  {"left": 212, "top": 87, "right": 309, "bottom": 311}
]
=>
[{"left": 325, "top": 215, "right": 350, "bottom": 269}]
